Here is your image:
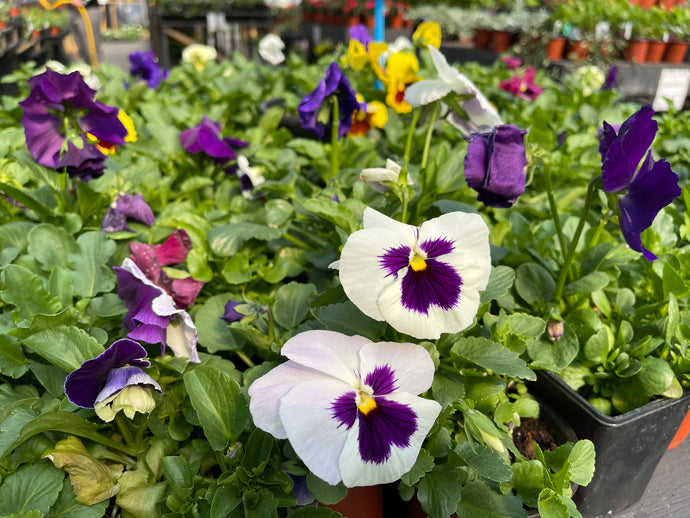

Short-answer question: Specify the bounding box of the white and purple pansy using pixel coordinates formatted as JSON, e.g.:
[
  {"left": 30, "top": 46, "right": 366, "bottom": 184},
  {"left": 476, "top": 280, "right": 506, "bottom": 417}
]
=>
[
  {"left": 248, "top": 330, "right": 441, "bottom": 487},
  {"left": 65, "top": 338, "right": 161, "bottom": 422},
  {"left": 335, "top": 208, "right": 491, "bottom": 339}
]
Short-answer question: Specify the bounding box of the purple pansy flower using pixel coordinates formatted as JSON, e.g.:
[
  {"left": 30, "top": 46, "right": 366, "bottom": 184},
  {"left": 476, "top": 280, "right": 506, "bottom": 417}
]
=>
[
  {"left": 501, "top": 56, "right": 522, "bottom": 70},
  {"left": 335, "top": 208, "right": 491, "bottom": 339},
  {"left": 221, "top": 299, "right": 244, "bottom": 323},
  {"left": 602, "top": 65, "right": 618, "bottom": 91},
  {"left": 115, "top": 258, "right": 200, "bottom": 362},
  {"left": 101, "top": 193, "right": 156, "bottom": 233},
  {"left": 499, "top": 66, "right": 542, "bottom": 101},
  {"left": 19, "top": 68, "right": 128, "bottom": 181},
  {"left": 64, "top": 338, "right": 161, "bottom": 422},
  {"left": 249, "top": 330, "right": 441, "bottom": 487},
  {"left": 129, "top": 50, "right": 168, "bottom": 88},
  {"left": 180, "top": 116, "right": 249, "bottom": 163},
  {"left": 298, "top": 62, "right": 361, "bottom": 140},
  {"left": 599, "top": 104, "right": 681, "bottom": 261},
  {"left": 464, "top": 125, "right": 528, "bottom": 208},
  {"left": 349, "top": 24, "right": 372, "bottom": 47}
]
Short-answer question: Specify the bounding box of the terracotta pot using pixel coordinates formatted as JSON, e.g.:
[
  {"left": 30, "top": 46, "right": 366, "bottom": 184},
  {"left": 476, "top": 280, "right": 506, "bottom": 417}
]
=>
[
  {"left": 639, "top": 0, "right": 657, "bottom": 7},
  {"left": 0, "top": 21, "right": 5, "bottom": 29},
  {"left": 474, "top": 29, "right": 491, "bottom": 49},
  {"left": 565, "top": 39, "right": 590, "bottom": 61},
  {"left": 664, "top": 41, "right": 689, "bottom": 63},
  {"left": 545, "top": 37, "right": 566, "bottom": 60},
  {"left": 9, "top": 7, "right": 20, "bottom": 17},
  {"left": 390, "top": 13, "right": 404, "bottom": 29},
  {"left": 365, "top": 16, "right": 375, "bottom": 29},
  {"left": 323, "top": 485, "right": 384, "bottom": 518},
  {"left": 347, "top": 15, "right": 360, "bottom": 27},
  {"left": 646, "top": 40, "right": 667, "bottom": 63},
  {"left": 660, "top": 0, "right": 676, "bottom": 10},
  {"left": 625, "top": 39, "right": 649, "bottom": 63},
  {"left": 491, "top": 30, "right": 513, "bottom": 53}
]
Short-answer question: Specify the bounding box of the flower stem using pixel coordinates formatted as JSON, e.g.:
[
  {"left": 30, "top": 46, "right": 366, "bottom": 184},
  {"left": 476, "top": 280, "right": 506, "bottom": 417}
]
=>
[
  {"left": 399, "top": 109, "right": 420, "bottom": 224},
  {"left": 555, "top": 175, "right": 601, "bottom": 301},
  {"left": 330, "top": 100, "right": 341, "bottom": 180},
  {"left": 543, "top": 162, "right": 568, "bottom": 262},
  {"left": 420, "top": 102, "right": 440, "bottom": 183},
  {"left": 235, "top": 349, "right": 255, "bottom": 369},
  {"left": 403, "top": 109, "right": 420, "bottom": 165}
]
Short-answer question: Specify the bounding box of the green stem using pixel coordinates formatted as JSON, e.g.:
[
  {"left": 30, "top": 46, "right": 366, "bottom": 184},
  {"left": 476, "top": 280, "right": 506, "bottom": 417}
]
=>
[
  {"left": 420, "top": 102, "right": 440, "bottom": 183},
  {"left": 330, "top": 100, "right": 341, "bottom": 180},
  {"left": 399, "top": 110, "right": 420, "bottom": 224},
  {"left": 235, "top": 349, "right": 256, "bottom": 369},
  {"left": 543, "top": 163, "right": 568, "bottom": 263},
  {"left": 588, "top": 210, "right": 612, "bottom": 249},
  {"left": 555, "top": 176, "right": 601, "bottom": 301},
  {"left": 115, "top": 413, "right": 137, "bottom": 450},
  {"left": 403, "top": 109, "right": 420, "bottom": 165}
]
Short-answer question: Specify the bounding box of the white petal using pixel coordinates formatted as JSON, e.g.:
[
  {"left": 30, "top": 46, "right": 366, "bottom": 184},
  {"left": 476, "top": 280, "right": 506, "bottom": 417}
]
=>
[
  {"left": 165, "top": 310, "right": 199, "bottom": 362},
  {"left": 248, "top": 361, "right": 327, "bottom": 438},
  {"left": 280, "top": 379, "right": 355, "bottom": 485},
  {"left": 404, "top": 79, "right": 452, "bottom": 108},
  {"left": 120, "top": 258, "right": 166, "bottom": 295},
  {"left": 338, "top": 393, "right": 441, "bottom": 487},
  {"left": 362, "top": 207, "right": 414, "bottom": 234},
  {"left": 358, "top": 341, "right": 436, "bottom": 395},
  {"left": 281, "top": 330, "right": 370, "bottom": 385}
]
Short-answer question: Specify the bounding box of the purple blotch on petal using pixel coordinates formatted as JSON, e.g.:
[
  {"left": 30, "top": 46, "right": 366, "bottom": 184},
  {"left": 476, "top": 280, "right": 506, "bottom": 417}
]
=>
[
  {"left": 420, "top": 237, "right": 454, "bottom": 258},
  {"left": 400, "top": 258, "right": 462, "bottom": 315},
  {"left": 357, "top": 397, "right": 417, "bottom": 464},
  {"left": 364, "top": 365, "right": 397, "bottom": 396},
  {"left": 331, "top": 391, "right": 357, "bottom": 429},
  {"left": 379, "top": 245, "right": 411, "bottom": 277}
]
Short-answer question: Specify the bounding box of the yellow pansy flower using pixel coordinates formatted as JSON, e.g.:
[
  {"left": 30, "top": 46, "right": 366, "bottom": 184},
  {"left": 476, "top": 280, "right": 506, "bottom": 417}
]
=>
[
  {"left": 413, "top": 21, "right": 442, "bottom": 49},
  {"left": 348, "top": 39, "right": 369, "bottom": 71}
]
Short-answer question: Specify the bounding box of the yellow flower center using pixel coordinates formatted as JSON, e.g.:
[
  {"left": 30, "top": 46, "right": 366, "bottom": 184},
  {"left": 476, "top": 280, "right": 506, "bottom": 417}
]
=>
[
  {"left": 357, "top": 394, "right": 377, "bottom": 415},
  {"left": 409, "top": 252, "right": 427, "bottom": 272}
]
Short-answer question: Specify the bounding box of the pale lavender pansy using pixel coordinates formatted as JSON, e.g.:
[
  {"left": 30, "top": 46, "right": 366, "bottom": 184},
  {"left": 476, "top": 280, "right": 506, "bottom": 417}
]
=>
[
  {"left": 115, "top": 258, "right": 200, "bottom": 362},
  {"left": 335, "top": 208, "right": 491, "bottom": 339},
  {"left": 64, "top": 338, "right": 161, "bottom": 422},
  {"left": 248, "top": 330, "right": 441, "bottom": 487}
]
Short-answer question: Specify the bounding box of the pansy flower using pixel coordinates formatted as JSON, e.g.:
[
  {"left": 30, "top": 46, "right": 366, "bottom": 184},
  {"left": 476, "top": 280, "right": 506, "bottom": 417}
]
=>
[
  {"left": 349, "top": 24, "right": 372, "bottom": 48},
  {"left": 180, "top": 116, "right": 249, "bottom": 164},
  {"left": 599, "top": 104, "right": 681, "bottom": 261},
  {"left": 383, "top": 52, "right": 420, "bottom": 114},
  {"left": 249, "top": 330, "right": 442, "bottom": 486},
  {"left": 349, "top": 95, "right": 388, "bottom": 136},
  {"left": 347, "top": 39, "right": 370, "bottom": 71},
  {"left": 360, "top": 159, "right": 412, "bottom": 193},
  {"left": 87, "top": 110, "right": 137, "bottom": 155},
  {"left": 101, "top": 192, "right": 156, "bottom": 233},
  {"left": 19, "top": 68, "right": 129, "bottom": 181},
  {"left": 404, "top": 46, "right": 502, "bottom": 135},
  {"left": 499, "top": 66, "right": 542, "bottom": 101},
  {"left": 64, "top": 338, "right": 161, "bottom": 422},
  {"left": 298, "top": 62, "right": 362, "bottom": 139},
  {"left": 221, "top": 299, "right": 244, "bottom": 323},
  {"left": 129, "top": 50, "right": 168, "bottom": 88},
  {"left": 336, "top": 208, "right": 491, "bottom": 339},
  {"left": 501, "top": 56, "right": 522, "bottom": 70},
  {"left": 258, "top": 34, "right": 286, "bottom": 66},
  {"left": 115, "top": 258, "right": 200, "bottom": 362},
  {"left": 464, "top": 125, "right": 528, "bottom": 208},
  {"left": 128, "top": 229, "right": 205, "bottom": 309},
  {"left": 181, "top": 43, "right": 217, "bottom": 71},
  {"left": 412, "top": 21, "right": 442, "bottom": 49}
]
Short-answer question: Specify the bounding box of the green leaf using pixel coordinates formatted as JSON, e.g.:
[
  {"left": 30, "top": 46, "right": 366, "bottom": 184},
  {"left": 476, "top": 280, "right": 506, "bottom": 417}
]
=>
[
  {"left": 0, "top": 182, "right": 55, "bottom": 219},
  {"left": 567, "top": 440, "right": 595, "bottom": 487},
  {"left": 211, "top": 484, "right": 242, "bottom": 518},
  {"left": 183, "top": 363, "right": 250, "bottom": 450},
  {"left": 272, "top": 282, "right": 316, "bottom": 328},
  {"left": 562, "top": 271, "right": 609, "bottom": 297},
  {"left": 302, "top": 199, "right": 358, "bottom": 234},
  {"left": 0, "top": 334, "right": 28, "bottom": 378},
  {"left": 527, "top": 326, "right": 579, "bottom": 371},
  {"left": 208, "top": 223, "right": 283, "bottom": 257},
  {"left": 451, "top": 337, "right": 535, "bottom": 380},
  {"left": 193, "top": 294, "right": 243, "bottom": 353},
  {"left": 667, "top": 292, "right": 679, "bottom": 345},
  {"left": 161, "top": 456, "right": 194, "bottom": 490},
  {"left": 287, "top": 138, "right": 327, "bottom": 160},
  {"left": 21, "top": 326, "right": 104, "bottom": 372},
  {"left": 583, "top": 328, "right": 609, "bottom": 363},
  {"left": 0, "top": 405, "right": 37, "bottom": 458},
  {"left": 537, "top": 488, "right": 570, "bottom": 518},
  {"left": 401, "top": 449, "right": 435, "bottom": 486},
  {"left": 264, "top": 199, "right": 294, "bottom": 227},
  {"left": 305, "top": 473, "right": 347, "bottom": 505},
  {"left": 259, "top": 248, "right": 306, "bottom": 283},
  {"left": 431, "top": 369, "right": 465, "bottom": 408},
  {"left": 28, "top": 225, "right": 79, "bottom": 272},
  {"left": 290, "top": 508, "right": 343, "bottom": 518},
  {"left": 29, "top": 360, "right": 67, "bottom": 397},
  {"left": 515, "top": 263, "right": 556, "bottom": 305},
  {"left": 0, "top": 463, "right": 64, "bottom": 516},
  {"left": 417, "top": 464, "right": 463, "bottom": 518},
  {"left": 456, "top": 442, "right": 512, "bottom": 482},
  {"left": 455, "top": 480, "right": 526, "bottom": 518},
  {"left": 630, "top": 357, "right": 674, "bottom": 397},
  {"left": 67, "top": 232, "right": 116, "bottom": 298},
  {"left": 0, "top": 221, "right": 35, "bottom": 249},
  {"left": 46, "top": 478, "right": 109, "bottom": 518},
  {"left": 480, "top": 266, "right": 515, "bottom": 304},
  {"left": 498, "top": 313, "right": 546, "bottom": 338},
  {"left": 312, "top": 302, "right": 387, "bottom": 341},
  {"left": 1, "top": 264, "right": 62, "bottom": 322},
  {"left": 49, "top": 267, "right": 74, "bottom": 309},
  {"left": 511, "top": 460, "right": 545, "bottom": 509}
]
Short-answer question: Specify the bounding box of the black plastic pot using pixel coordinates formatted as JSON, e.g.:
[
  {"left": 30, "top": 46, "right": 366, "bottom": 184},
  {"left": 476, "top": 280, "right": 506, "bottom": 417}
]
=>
[{"left": 529, "top": 371, "right": 690, "bottom": 518}]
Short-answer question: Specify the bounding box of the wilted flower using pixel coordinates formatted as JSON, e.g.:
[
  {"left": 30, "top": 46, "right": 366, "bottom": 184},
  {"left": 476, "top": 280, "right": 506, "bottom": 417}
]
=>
[
  {"left": 335, "top": 208, "right": 491, "bottom": 339},
  {"left": 412, "top": 21, "right": 441, "bottom": 49},
  {"left": 464, "top": 125, "right": 528, "bottom": 208},
  {"left": 405, "top": 46, "right": 502, "bottom": 135},
  {"left": 101, "top": 193, "right": 156, "bottom": 233},
  {"left": 258, "top": 34, "right": 286, "bottom": 65},
  {"left": 181, "top": 43, "right": 217, "bottom": 71},
  {"left": 248, "top": 330, "right": 441, "bottom": 486},
  {"left": 298, "top": 62, "right": 361, "bottom": 139},
  {"left": 499, "top": 66, "right": 542, "bottom": 101},
  {"left": 599, "top": 104, "right": 681, "bottom": 260},
  {"left": 19, "top": 68, "right": 129, "bottom": 181},
  {"left": 115, "top": 258, "right": 200, "bottom": 362},
  {"left": 64, "top": 338, "right": 161, "bottom": 422},
  {"left": 180, "top": 116, "right": 249, "bottom": 163},
  {"left": 129, "top": 50, "right": 168, "bottom": 88},
  {"left": 360, "top": 159, "right": 411, "bottom": 192}
]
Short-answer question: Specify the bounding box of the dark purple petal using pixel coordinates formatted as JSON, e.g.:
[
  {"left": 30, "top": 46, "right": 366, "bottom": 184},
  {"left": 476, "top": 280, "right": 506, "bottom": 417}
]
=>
[
  {"left": 180, "top": 116, "right": 246, "bottom": 162},
  {"left": 602, "top": 66, "right": 618, "bottom": 91},
  {"left": 115, "top": 193, "right": 156, "bottom": 226},
  {"left": 95, "top": 365, "right": 161, "bottom": 403},
  {"left": 349, "top": 24, "right": 372, "bottom": 47},
  {"left": 101, "top": 206, "right": 130, "bottom": 233},
  {"left": 464, "top": 125, "right": 527, "bottom": 208},
  {"left": 364, "top": 365, "right": 397, "bottom": 396},
  {"left": 357, "top": 397, "right": 417, "bottom": 464},
  {"left": 420, "top": 237, "right": 454, "bottom": 259},
  {"left": 127, "top": 323, "right": 167, "bottom": 345},
  {"left": 619, "top": 156, "right": 680, "bottom": 235},
  {"left": 598, "top": 121, "right": 619, "bottom": 159},
  {"left": 20, "top": 111, "right": 65, "bottom": 167},
  {"left": 64, "top": 338, "right": 149, "bottom": 408},
  {"left": 129, "top": 50, "right": 167, "bottom": 89},
  {"left": 601, "top": 105, "right": 657, "bottom": 193},
  {"left": 620, "top": 224, "right": 657, "bottom": 262},
  {"left": 114, "top": 266, "right": 167, "bottom": 331},
  {"left": 288, "top": 474, "right": 315, "bottom": 506},
  {"left": 379, "top": 244, "right": 412, "bottom": 277},
  {"left": 78, "top": 102, "right": 127, "bottom": 144},
  {"left": 221, "top": 299, "right": 244, "bottom": 323},
  {"left": 331, "top": 391, "right": 358, "bottom": 429},
  {"left": 400, "top": 258, "right": 463, "bottom": 314}
]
